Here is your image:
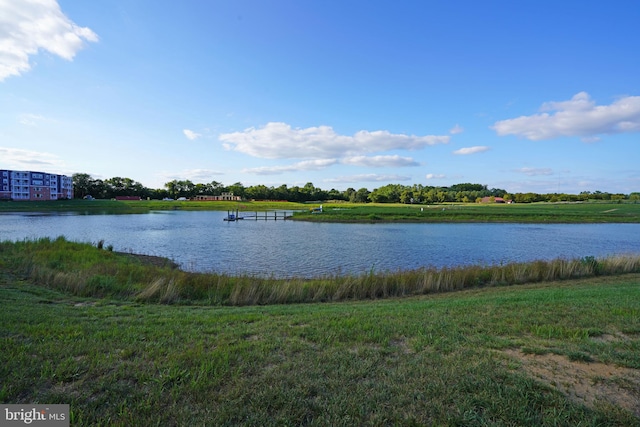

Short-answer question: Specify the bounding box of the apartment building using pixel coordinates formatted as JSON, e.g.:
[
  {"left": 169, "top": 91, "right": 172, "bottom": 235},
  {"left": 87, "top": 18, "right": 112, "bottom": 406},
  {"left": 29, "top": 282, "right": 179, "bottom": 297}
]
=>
[{"left": 0, "top": 170, "right": 73, "bottom": 201}]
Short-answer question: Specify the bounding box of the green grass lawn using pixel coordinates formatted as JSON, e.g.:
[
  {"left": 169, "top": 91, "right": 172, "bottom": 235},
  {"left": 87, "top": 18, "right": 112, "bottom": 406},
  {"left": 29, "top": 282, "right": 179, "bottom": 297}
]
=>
[
  {"left": 0, "top": 199, "right": 309, "bottom": 214},
  {"left": 2, "top": 272, "right": 639, "bottom": 425},
  {"left": 2, "top": 199, "right": 640, "bottom": 223},
  {"left": 294, "top": 202, "right": 640, "bottom": 223}
]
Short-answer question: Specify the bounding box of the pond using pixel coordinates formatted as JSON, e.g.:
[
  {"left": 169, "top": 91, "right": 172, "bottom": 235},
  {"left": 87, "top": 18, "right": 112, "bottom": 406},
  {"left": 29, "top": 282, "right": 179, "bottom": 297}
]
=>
[{"left": 2, "top": 210, "right": 640, "bottom": 277}]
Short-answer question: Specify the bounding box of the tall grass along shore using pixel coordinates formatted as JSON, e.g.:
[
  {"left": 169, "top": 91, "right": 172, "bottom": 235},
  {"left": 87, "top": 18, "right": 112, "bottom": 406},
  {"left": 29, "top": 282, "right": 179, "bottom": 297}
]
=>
[
  {"left": 3, "top": 237, "right": 640, "bottom": 306},
  {"left": 1, "top": 244, "right": 639, "bottom": 424}
]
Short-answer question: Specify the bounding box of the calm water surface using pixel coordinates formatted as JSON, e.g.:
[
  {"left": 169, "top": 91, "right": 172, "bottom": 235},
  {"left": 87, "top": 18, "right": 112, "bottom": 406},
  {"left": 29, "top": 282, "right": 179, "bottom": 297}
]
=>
[{"left": 2, "top": 210, "right": 640, "bottom": 277}]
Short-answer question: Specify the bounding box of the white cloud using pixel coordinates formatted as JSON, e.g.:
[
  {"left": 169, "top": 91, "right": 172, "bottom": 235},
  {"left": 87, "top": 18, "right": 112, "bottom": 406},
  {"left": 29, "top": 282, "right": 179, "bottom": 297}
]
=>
[
  {"left": 18, "top": 113, "right": 56, "bottom": 126},
  {"left": 243, "top": 159, "right": 338, "bottom": 175},
  {"left": 515, "top": 167, "right": 553, "bottom": 176},
  {"left": 325, "top": 174, "right": 412, "bottom": 184},
  {"left": 160, "top": 168, "right": 224, "bottom": 182},
  {"left": 0, "top": 146, "right": 66, "bottom": 170},
  {"left": 341, "top": 155, "right": 419, "bottom": 167},
  {"left": 183, "top": 129, "right": 201, "bottom": 140},
  {"left": 492, "top": 92, "right": 640, "bottom": 141},
  {"left": 219, "top": 122, "right": 450, "bottom": 159},
  {"left": 0, "top": 0, "right": 98, "bottom": 81},
  {"left": 449, "top": 124, "right": 464, "bottom": 134},
  {"left": 425, "top": 173, "right": 446, "bottom": 180},
  {"left": 453, "top": 146, "right": 489, "bottom": 155}
]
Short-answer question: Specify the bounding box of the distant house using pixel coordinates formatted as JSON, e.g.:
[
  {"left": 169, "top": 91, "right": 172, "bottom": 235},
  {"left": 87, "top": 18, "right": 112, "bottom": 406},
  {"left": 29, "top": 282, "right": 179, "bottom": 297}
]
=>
[
  {"left": 480, "top": 196, "right": 508, "bottom": 203},
  {"left": 0, "top": 169, "right": 73, "bottom": 201},
  {"left": 192, "top": 192, "right": 241, "bottom": 201}
]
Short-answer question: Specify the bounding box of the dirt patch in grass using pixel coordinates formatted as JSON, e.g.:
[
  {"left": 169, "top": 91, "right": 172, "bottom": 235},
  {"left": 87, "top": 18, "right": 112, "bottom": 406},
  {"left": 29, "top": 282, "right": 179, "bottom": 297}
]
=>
[{"left": 503, "top": 349, "right": 640, "bottom": 417}]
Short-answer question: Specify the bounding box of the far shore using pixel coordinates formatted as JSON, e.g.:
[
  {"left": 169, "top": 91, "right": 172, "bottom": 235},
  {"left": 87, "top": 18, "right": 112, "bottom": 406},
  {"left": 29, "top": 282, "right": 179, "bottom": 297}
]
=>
[{"left": 1, "top": 198, "right": 639, "bottom": 223}]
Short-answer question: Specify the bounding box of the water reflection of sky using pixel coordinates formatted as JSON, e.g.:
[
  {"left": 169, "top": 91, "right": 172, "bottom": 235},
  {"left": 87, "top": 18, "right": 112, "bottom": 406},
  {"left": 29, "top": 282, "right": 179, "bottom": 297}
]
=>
[{"left": 1, "top": 211, "right": 640, "bottom": 278}]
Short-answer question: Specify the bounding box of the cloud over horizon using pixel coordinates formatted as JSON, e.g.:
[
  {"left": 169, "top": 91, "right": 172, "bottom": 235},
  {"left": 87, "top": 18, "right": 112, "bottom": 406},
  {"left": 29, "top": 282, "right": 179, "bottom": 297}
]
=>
[
  {"left": 0, "top": 0, "right": 98, "bottom": 81},
  {"left": 324, "top": 173, "right": 412, "bottom": 184},
  {"left": 243, "top": 159, "right": 338, "bottom": 175},
  {"left": 515, "top": 167, "right": 554, "bottom": 176},
  {"left": 0, "top": 146, "right": 66, "bottom": 171},
  {"left": 341, "top": 155, "right": 420, "bottom": 168},
  {"left": 492, "top": 92, "right": 640, "bottom": 141},
  {"left": 425, "top": 173, "right": 446, "bottom": 180},
  {"left": 160, "top": 168, "right": 224, "bottom": 183},
  {"left": 219, "top": 122, "right": 450, "bottom": 159}
]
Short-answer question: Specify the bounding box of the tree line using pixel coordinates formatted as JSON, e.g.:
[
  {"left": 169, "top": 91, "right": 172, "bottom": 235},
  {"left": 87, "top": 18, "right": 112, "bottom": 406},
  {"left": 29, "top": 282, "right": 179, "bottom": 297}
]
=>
[{"left": 72, "top": 173, "right": 639, "bottom": 204}]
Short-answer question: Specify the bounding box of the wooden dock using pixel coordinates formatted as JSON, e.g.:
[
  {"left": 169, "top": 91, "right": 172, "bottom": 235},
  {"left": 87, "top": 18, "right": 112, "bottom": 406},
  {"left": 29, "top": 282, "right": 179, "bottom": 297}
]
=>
[{"left": 224, "top": 210, "right": 293, "bottom": 221}]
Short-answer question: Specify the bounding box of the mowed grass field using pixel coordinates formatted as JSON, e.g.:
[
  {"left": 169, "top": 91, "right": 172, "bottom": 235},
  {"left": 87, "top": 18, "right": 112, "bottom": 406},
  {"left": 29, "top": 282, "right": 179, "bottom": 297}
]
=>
[
  {"left": 2, "top": 271, "right": 639, "bottom": 425},
  {"left": 294, "top": 202, "right": 640, "bottom": 223},
  {"left": 0, "top": 199, "right": 309, "bottom": 214},
  {"left": 2, "top": 198, "right": 639, "bottom": 223}
]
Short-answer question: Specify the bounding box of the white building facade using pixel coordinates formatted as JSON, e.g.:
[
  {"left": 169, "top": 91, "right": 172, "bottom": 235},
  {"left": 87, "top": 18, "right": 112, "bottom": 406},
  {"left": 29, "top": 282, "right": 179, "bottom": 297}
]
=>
[{"left": 0, "top": 170, "right": 73, "bottom": 201}]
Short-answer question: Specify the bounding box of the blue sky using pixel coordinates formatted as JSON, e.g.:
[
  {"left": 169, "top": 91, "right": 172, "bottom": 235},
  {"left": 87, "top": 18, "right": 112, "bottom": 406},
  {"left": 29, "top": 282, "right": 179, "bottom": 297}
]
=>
[{"left": 1, "top": 0, "right": 639, "bottom": 194}]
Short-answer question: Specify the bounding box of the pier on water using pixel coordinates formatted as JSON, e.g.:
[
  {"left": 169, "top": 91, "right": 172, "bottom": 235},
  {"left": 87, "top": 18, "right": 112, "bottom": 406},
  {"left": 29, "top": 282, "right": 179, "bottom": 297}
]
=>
[{"left": 224, "top": 210, "right": 293, "bottom": 221}]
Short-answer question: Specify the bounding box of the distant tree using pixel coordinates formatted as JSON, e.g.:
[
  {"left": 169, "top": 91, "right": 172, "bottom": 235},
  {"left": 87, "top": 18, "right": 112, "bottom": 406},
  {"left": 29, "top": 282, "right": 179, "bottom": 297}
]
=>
[
  {"left": 344, "top": 188, "right": 356, "bottom": 202},
  {"left": 369, "top": 184, "right": 404, "bottom": 203},
  {"left": 104, "top": 177, "right": 146, "bottom": 198},
  {"left": 165, "top": 180, "right": 178, "bottom": 199},
  {"left": 273, "top": 184, "right": 290, "bottom": 201},
  {"left": 513, "top": 192, "right": 543, "bottom": 203},
  {"left": 327, "top": 188, "right": 345, "bottom": 201},
  {"left": 227, "top": 182, "right": 246, "bottom": 199},
  {"left": 72, "top": 173, "right": 94, "bottom": 199},
  {"left": 489, "top": 187, "right": 507, "bottom": 197},
  {"left": 352, "top": 188, "right": 371, "bottom": 203},
  {"left": 400, "top": 189, "right": 413, "bottom": 204},
  {"left": 245, "top": 185, "right": 271, "bottom": 200},
  {"left": 448, "top": 183, "right": 487, "bottom": 192}
]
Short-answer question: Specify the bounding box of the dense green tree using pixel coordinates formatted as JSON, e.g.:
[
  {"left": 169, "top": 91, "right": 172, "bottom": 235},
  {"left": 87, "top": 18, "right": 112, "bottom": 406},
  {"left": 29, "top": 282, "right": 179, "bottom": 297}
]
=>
[
  {"left": 72, "top": 173, "right": 93, "bottom": 198},
  {"left": 327, "top": 188, "right": 345, "bottom": 201},
  {"left": 448, "top": 183, "right": 487, "bottom": 192},
  {"left": 71, "top": 174, "right": 636, "bottom": 204},
  {"left": 400, "top": 189, "right": 414, "bottom": 204},
  {"left": 369, "top": 184, "right": 404, "bottom": 203},
  {"left": 273, "top": 184, "right": 290, "bottom": 201},
  {"left": 227, "top": 182, "right": 246, "bottom": 199},
  {"left": 352, "top": 188, "right": 371, "bottom": 203},
  {"left": 103, "top": 177, "right": 146, "bottom": 198},
  {"left": 245, "top": 185, "right": 271, "bottom": 200}
]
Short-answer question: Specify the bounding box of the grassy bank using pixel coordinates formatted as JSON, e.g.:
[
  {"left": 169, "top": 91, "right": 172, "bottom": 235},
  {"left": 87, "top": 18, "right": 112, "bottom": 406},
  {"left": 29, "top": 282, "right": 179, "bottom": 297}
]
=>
[
  {"left": 2, "top": 270, "right": 639, "bottom": 425},
  {"left": 294, "top": 202, "right": 640, "bottom": 223},
  {"left": 3, "top": 237, "right": 640, "bottom": 306},
  {"left": 2, "top": 199, "right": 640, "bottom": 223},
  {"left": 0, "top": 199, "right": 307, "bottom": 214}
]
